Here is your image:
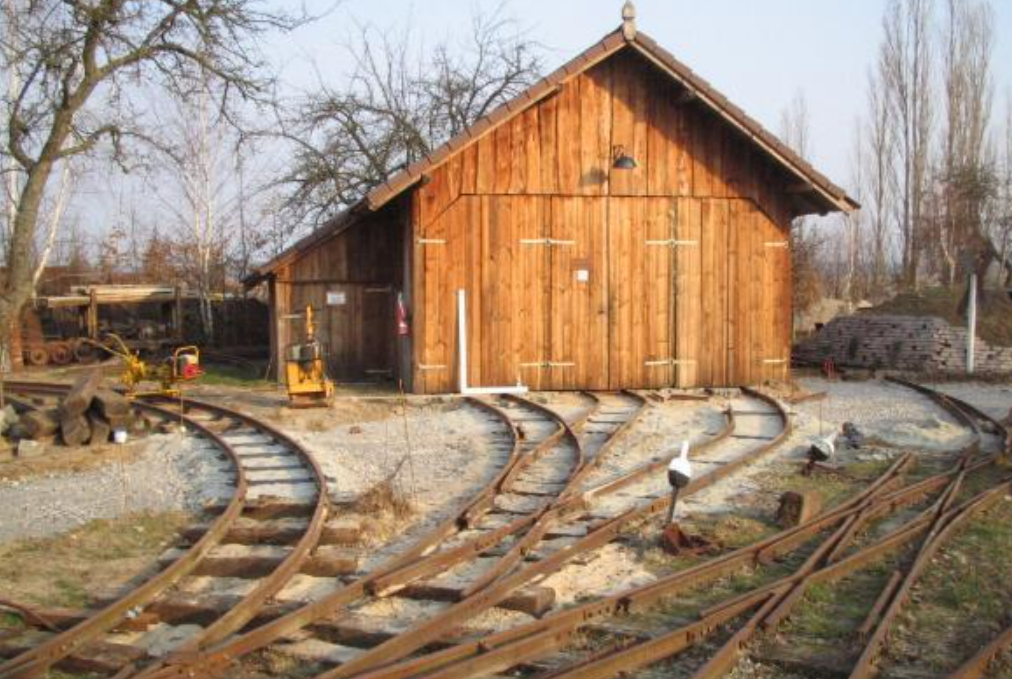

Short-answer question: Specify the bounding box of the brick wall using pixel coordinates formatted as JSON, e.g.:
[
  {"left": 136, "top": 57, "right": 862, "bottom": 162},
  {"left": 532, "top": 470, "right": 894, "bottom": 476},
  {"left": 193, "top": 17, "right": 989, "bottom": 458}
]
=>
[{"left": 794, "top": 314, "right": 1012, "bottom": 373}]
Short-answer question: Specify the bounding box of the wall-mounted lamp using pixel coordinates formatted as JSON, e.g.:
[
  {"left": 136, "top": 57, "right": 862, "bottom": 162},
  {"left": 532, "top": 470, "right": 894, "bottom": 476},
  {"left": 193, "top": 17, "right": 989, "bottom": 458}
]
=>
[{"left": 613, "top": 145, "right": 638, "bottom": 170}]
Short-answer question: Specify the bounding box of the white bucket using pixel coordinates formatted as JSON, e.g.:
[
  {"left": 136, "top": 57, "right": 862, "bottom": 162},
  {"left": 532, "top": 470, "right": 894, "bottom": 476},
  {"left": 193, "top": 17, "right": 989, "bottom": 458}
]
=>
[{"left": 113, "top": 429, "right": 129, "bottom": 444}]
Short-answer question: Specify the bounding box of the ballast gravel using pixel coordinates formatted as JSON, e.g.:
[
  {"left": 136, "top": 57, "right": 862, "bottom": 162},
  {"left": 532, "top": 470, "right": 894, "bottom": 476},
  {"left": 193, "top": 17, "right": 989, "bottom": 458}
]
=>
[{"left": 0, "top": 432, "right": 234, "bottom": 543}]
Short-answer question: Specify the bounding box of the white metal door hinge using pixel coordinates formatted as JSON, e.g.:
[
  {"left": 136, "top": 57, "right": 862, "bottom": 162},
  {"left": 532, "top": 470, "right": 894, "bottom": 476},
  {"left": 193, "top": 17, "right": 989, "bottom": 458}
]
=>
[
  {"left": 764, "top": 241, "right": 789, "bottom": 249},
  {"left": 417, "top": 238, "right": 446, "bottom": 245},
  {"left": 645, "top": 358, "right": 697, "bottom": 367},
  {"left": 645, "top": 239, "right": 699, "bottom": 247},
  {"left": 519, "top": 238, "right": 576, "bottom": 246}
]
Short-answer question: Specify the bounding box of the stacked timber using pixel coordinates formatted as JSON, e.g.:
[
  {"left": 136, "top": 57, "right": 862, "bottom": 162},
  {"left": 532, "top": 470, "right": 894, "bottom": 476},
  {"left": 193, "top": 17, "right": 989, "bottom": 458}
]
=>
[{"left": 18, "top": 373, "right": 136, "bottom": 447}]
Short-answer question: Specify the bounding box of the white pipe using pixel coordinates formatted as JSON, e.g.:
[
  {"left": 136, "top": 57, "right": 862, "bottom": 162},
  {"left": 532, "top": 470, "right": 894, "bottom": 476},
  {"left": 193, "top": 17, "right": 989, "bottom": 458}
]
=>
[
  {"left": 461, "top": 386, "right": 529, "bottom": 395},
  {"left": 967, "top": 273, "right": 977, "bottom": 375},
  {"left": 457, "top": 289, "right": 528, "bottom": 396},
  {"left": 457, "top": 289, "right": 468, "bottom": 393}
]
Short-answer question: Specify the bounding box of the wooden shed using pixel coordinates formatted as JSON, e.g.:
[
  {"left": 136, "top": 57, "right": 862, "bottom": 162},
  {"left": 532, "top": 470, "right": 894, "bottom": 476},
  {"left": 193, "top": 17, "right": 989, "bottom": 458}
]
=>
[{"left": 248, "top": 8, "right": 858, "bottom": 394}]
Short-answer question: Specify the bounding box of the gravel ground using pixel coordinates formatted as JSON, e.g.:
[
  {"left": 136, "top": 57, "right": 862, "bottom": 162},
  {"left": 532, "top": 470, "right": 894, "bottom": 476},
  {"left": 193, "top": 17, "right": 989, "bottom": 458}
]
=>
[
  {"left": 931, "top": 381, "right": 1012, "bottom": 420},
  {"left": 288, "top": 399, "right": 509, "bottom": 517},
  {"left": 0, "top": 432, "right": 234, "bottom": 543},
  {"left": 794, "top": 377, "right": 972, "bottom": 452}
]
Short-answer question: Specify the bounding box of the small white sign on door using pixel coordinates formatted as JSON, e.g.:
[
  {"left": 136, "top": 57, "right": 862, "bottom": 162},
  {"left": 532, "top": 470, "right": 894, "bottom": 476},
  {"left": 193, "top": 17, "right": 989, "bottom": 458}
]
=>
[
  {"left": 327, "top": 291, "right": 347, "bottom": 306},
  {"left": 575, "top": 269, "right": 590, "bottom": 282}
]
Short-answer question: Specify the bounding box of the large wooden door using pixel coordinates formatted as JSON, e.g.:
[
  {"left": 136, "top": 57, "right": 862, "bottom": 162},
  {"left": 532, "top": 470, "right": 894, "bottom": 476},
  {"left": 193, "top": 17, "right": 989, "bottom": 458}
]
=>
[
  {"left": 545, "top": 197, "right": 609, "bottom": 390},
  {"left": 674, "top": 198, "right": 702, "bottom": 387},
  {"left": 478, "top": 196, "right": 551, "bottom": 389},
  {"left": 415, "top": 199, "right": 457, "bottom": 393},
  {"left": 607, "top": 197, "right": 677, "bottom": 389},
  {"left": 757, "top": 207, "right": 791, "bottom": 383}
]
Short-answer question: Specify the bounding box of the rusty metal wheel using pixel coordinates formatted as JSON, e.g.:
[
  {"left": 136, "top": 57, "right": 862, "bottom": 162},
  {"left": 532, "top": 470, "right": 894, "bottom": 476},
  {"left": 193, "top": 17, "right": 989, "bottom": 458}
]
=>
[
  {"left": 47, "top": 341, "right": 72, "bottom": 366},
  {"left": 24, "top": 346, "right": 49, "bottom": 366},
  {"left": 73, "top": 340, "right": 100, "bottom": 364}
]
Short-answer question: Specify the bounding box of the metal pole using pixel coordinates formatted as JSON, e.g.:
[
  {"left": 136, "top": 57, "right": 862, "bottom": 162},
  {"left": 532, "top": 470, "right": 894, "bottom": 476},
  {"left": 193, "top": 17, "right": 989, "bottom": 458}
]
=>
[
  {"left": 457, "top": 289, "right": 468, "bottom": 393},
  {"left": 967, "top": 273, "right": 977, "bottom": 375},
  {"left": 665, "top": 486, "right": 681, "bottom": 525}
]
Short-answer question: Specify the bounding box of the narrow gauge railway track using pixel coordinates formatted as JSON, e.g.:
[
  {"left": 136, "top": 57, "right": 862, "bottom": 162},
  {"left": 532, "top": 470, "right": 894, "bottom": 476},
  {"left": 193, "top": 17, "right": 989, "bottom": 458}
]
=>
[
  {"left": 0, "top": 386, "right": 795, "bottom": 679},
  {"left": 373, "top": 380, "right": 1010, "bottom": 679},
  {"left": 128, "top": 388, "right": 790, "bottom": 679},
  {"left": 308, "top": 388, "right": 789, "bottom": 679},
  {"left": 0, "top": 381, "right": 332, "bottom": 679},
  {"left": 0, "top": 385, "right": 643, "bottom": 679},
  {"left": 125, "top": 390, "right": 652, "bottom": 679}
]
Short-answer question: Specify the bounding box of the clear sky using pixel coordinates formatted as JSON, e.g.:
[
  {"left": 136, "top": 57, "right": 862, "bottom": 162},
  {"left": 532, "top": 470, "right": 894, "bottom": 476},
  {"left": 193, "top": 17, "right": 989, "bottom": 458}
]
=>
[{"left": 263, "top": 0, "right": 1012, "bottom": 188}]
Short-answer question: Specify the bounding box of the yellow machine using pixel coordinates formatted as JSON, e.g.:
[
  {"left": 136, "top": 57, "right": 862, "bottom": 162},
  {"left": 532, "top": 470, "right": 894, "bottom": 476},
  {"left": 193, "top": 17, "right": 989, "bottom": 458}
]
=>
[
  {"left": 285, "top": 306, "right": 334, "bottom": 408},
  {"left": 92, "top": 333, "right": 203, "bottom": 399}
]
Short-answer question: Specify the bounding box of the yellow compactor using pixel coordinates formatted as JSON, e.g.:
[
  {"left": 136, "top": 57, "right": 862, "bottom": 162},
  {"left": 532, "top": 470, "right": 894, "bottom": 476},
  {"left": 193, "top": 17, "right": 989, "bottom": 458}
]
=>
[{"left": 285, "top": 306, "right": 334, "bottom": 407}]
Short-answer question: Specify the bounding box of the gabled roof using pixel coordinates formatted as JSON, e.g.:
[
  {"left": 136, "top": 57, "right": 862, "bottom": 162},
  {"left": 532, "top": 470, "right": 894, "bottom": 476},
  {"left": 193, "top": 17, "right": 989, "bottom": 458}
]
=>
[{"left": 248, "top": 23, "right": 859, "bottom": 285}]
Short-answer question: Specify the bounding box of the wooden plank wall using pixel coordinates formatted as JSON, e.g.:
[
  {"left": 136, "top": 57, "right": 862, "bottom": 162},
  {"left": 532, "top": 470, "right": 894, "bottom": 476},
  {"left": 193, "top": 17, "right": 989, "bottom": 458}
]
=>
[
  {"left": 410, "top": 47, "right": 796, "bottom": 393},
  {"left": 274, "top": 208, "right": 405, "bottom": 382}
]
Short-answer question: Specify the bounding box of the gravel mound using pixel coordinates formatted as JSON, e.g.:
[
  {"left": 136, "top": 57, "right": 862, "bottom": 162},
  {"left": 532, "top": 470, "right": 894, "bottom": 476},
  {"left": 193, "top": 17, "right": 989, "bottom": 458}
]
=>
[{"left": 0, "top": 432, "right": 235, "bottom": 543}]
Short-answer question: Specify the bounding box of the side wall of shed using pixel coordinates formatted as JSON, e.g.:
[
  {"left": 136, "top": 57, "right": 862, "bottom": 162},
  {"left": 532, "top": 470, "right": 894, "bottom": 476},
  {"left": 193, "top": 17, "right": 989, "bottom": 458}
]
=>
[
  {"left": 410, "top": 50, "right": 794, "bottom": 393},
  {"left": 271, "top": 201, "right": 408, "bottom": 384}
]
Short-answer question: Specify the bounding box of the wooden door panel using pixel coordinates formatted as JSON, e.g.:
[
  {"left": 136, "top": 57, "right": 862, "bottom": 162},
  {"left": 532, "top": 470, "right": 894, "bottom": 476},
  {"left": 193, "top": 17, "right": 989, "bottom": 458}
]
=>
[
  {"left": 674, "top": 198, "right": 702, "bottom": 387},
  {"left": 361, "top": 287, "right": 394, "bottom": 378},
  {"left": 698, "top": 199, "right": 730, "bottom": 386},
  {"left": 759, "top": 209, "right": 791, "bottom": 383},
  {"left": 607, "top": 197, "right": 676, "bottom": 389},
  {"left": 547, "top": 197, "right": 609, "bottom": 390},
  {"left": 479, "top": 196, "right": 549, "bottom": 389},
  {"left": 417, "top": 204, "right": 455, "bottom": 393}
]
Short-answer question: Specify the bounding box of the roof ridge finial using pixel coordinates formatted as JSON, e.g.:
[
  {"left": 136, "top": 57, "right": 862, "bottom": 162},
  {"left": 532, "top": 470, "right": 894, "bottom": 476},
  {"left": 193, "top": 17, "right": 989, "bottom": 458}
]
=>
[{"left": 621, "top": 1, "right": 637, "bottom": 41}]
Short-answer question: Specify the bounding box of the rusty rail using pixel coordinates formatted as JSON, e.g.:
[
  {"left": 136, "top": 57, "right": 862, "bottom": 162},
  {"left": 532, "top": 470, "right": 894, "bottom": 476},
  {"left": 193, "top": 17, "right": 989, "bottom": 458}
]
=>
[
  {"left": 358, "top": 450, "right": 916, "bottom": 679},
  {"left": 0, "top": 382, "right": 252, "bottom": 679},
  {"left": 141, "top": 396, "right": 332, "bottom": 657},
  {"left": 326, "top": 389, "right": 788, "bottom": 679},
  {"left": 369, "top": 381, "right": 1005, "bottom": 679},
  {"left": 132, "top": 391, "right": 651, "bottom": 679},
  {"left": 946, "top": 622, "right": 1012, "bottom": 679}
]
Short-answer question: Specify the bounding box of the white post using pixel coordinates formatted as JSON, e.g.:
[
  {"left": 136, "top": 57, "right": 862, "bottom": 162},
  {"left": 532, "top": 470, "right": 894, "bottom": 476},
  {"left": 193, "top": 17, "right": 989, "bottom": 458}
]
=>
[
  {"left": 455, "top": 288, "right": 528, "bottom": 396},
  {"left": 457, "top": 289, "right": 468, "bottom": 392},
  {"left": 967, "top": 273, "right": 977, "bottom": 375}
]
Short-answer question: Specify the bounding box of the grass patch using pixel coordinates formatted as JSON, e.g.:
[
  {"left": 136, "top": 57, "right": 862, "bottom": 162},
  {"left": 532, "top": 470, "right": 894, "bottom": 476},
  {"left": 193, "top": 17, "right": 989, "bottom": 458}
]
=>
[
  {"left": 0, "top": 511, "right": 192, "bottom": 608},
  {"left": 784, "top": 557, "right": 901, "bottom": 641},
  {"left": 0, "top": 610, "right": 25, "bottom": 630},
  {"left": 752, "top": 455, "right": 895, "bottom": 516},
  {"left": 0, "top": 437, "right": 149, "bottom": 483},
  {"left": 889, "top": 494, "right": 1012, "bottom": 672},
  {"left": 196, "top": 362, "right": 270, "bottom": 387}
]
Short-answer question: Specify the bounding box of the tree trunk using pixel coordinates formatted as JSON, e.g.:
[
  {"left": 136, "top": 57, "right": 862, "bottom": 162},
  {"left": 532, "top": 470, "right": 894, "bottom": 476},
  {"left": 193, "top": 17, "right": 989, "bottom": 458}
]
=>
[{"left": 0, "top": 155, "right": 57, "bottom": 371}]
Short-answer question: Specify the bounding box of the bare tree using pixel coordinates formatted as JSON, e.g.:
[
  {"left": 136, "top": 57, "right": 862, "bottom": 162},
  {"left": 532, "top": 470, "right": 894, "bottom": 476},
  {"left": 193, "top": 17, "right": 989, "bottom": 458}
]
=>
[
  {"left": 880, "top": 0, "right": 935, "bottom": 289},
  {"left": 934, "top": 0, "right": 996, "bottom": 285},
  {"left": 275, "top": 5, "right": 543, "bottom": 230},
  {"left": 0, "top": 0, "right": 304, "bottom": 367},
  {"left": 152, "top": 79, "right": 234, "bottom": 340},
  {"left": 992, "top": 96, "right": 1012, "bottom": 285},
  {"left": 863, "top": 72, "right": 898, "bottom": 291},
  {"left": 779, "top": 91, "right": 824, "bottom": 319},
  {"left": 30, "top": 159, "right": 77, "bottom": 291}
]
